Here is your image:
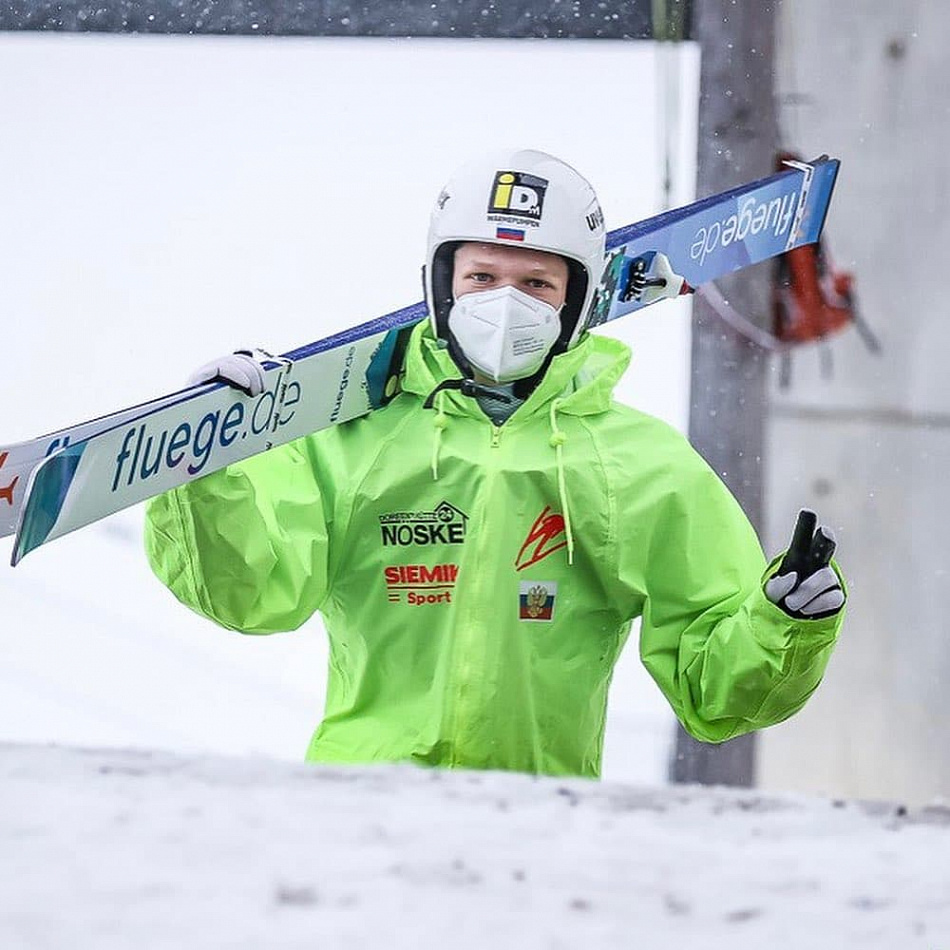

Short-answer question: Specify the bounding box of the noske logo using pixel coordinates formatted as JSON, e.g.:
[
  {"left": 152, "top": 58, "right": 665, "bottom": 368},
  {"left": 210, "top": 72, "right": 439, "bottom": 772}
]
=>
[
  {"left": 487, "top": 171, "right": 548, "bottom": 222},
  {"left": 379, "top": 501, "right": 468, "bottom": 547}
]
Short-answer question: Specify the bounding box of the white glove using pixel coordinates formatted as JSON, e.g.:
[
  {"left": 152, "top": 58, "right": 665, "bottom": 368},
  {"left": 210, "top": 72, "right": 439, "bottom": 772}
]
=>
[
  {"left": 765, "top": 509, "right": 845, "bottom": 618},
  {"left": 187, "top": 349, "right": 268, "bottom": 397},
  {"left": 626, "top": 252, "right": 688, "bottom": 305}
]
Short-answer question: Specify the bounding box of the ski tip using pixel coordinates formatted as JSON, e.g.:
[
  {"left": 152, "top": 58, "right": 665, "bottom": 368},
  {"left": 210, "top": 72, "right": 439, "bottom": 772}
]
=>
[
  {"left": 10, "top": 514, "right": 43, "bottom": 566},
  {"left": 9, "top": 441, "right": 86, "bottom": 567},
  {"left": 10, "top": 531, "right": 29, "bottom": 567}
]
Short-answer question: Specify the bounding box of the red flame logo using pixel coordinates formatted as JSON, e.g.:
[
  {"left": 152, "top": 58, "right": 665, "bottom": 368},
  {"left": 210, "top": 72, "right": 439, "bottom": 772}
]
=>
[{"left": 515, "top": 506, "right": 567, "bottom": 572}]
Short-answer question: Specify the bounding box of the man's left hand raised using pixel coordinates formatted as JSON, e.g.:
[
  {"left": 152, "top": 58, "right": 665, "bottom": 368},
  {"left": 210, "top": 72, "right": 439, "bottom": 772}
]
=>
[{"left": 765, "top": 509, "right": 845, "bottom": 619}]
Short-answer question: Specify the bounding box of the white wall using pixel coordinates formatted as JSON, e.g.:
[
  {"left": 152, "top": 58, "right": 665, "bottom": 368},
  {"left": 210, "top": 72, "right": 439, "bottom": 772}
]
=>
[{"left": 0, "top": 33, "right": 699, "bottom": 781}]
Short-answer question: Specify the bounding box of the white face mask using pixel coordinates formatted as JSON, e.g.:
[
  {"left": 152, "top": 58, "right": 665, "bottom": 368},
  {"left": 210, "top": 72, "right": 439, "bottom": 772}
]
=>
[{"left": 447, "top": 285, "right": 562, "bottom": 384}]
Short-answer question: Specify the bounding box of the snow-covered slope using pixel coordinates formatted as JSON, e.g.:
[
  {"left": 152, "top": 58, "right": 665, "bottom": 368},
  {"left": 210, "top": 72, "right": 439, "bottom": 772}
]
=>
[{"left": 2, "top": 743, "right": 947, "bottom": 949}]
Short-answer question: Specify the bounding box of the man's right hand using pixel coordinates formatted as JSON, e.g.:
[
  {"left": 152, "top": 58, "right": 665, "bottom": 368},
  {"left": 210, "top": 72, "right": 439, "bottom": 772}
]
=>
[{"left": 187, "top": 350, "right": 268, "bottom": 397}]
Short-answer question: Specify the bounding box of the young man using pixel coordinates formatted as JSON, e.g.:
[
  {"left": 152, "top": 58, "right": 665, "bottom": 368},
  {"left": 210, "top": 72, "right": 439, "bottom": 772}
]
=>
[{"left": 145, "top": 149, "right": 845, "bottom": 778}]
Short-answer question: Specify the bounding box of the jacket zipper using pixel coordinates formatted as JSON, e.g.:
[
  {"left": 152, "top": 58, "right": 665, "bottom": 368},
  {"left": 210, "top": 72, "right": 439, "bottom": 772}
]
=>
[{"left": 448, "top": 419, "right": 502, "bottom": 765}]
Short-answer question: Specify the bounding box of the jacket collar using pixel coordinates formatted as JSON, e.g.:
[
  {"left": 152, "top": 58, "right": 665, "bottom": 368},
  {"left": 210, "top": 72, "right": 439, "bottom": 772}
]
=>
[{"left": 401, "top": 320, "right": 632, "bottom": 422}]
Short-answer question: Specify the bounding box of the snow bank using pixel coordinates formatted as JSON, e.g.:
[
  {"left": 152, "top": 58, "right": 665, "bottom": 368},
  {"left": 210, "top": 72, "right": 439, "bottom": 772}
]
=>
[{"left": 1, "top": 744, "right": 947, "bottom": 948}]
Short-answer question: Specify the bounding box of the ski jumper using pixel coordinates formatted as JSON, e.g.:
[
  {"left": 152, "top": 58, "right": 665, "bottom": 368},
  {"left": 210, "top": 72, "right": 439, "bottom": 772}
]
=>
[{"left": 145, "top": 322, "right": 845, "bottom": 777}]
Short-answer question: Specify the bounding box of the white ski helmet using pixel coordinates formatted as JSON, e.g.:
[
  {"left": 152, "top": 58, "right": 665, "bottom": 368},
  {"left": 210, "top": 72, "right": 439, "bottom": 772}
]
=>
[{"left": 425, "top": 149, "right": 607, "bottom": 376}]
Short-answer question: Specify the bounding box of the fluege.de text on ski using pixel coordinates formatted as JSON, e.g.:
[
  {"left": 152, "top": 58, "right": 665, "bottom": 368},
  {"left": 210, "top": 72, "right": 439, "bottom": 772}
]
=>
[
  {"left": 111, "top": 376, "right": 301, "bottom": 491},
  {"left": 690, "top": 190, "right": 798, "bottom": 268}
]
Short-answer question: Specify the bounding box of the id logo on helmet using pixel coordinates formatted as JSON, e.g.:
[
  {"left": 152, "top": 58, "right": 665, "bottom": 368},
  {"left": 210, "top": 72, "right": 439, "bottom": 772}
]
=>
[{"left": 488, "top": 171, "right": 548, "bottom": 221}]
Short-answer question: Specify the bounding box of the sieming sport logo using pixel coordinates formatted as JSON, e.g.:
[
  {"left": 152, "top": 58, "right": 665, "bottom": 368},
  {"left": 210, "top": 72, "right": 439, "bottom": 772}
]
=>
[
  {"left": 379, "top": 501, "right": 468, "bottom": 547},
  {"left": 384, "top": 563, "right": 459, "bottom": 606}
]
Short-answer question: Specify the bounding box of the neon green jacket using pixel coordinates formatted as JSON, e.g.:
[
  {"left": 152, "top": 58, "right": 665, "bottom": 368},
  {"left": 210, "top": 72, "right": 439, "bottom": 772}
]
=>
[{"left": 145, "top": 322, "right": 844, "bottom": 777}]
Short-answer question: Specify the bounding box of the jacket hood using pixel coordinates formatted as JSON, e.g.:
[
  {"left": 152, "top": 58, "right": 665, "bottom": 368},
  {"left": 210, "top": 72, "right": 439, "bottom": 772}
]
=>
[{"left": 401, "top": 321, "right": 632, "bottom": 420}]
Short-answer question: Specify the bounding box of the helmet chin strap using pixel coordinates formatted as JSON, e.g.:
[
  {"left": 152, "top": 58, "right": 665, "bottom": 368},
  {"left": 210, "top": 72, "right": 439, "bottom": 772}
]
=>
[{"left": 422, "top": 377, "right": 516, "bottom": 410}]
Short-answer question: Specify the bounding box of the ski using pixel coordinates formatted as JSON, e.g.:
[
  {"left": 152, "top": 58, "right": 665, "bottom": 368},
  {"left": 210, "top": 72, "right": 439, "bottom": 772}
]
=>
[
  {"left": 0, "top": 387, "right": 220, "bottom": 539},
  {"left": 8, "top": 156, "right": 839, "bottom": 565}
]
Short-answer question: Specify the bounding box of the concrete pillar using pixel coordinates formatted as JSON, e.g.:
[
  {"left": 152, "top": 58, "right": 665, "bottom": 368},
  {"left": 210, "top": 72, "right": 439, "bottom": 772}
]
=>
[
  {"left": 671, "top": 0, "right": 779, "bottom": 788},
  {"left": 760, "top": 0, "right": 950, "bottom": 803}
]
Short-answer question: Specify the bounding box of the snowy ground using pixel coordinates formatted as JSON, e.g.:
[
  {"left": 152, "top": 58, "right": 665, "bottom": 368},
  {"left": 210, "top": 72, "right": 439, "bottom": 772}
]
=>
[{"left": 2, "top": 743, "right": 948, "bottom": 949}]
